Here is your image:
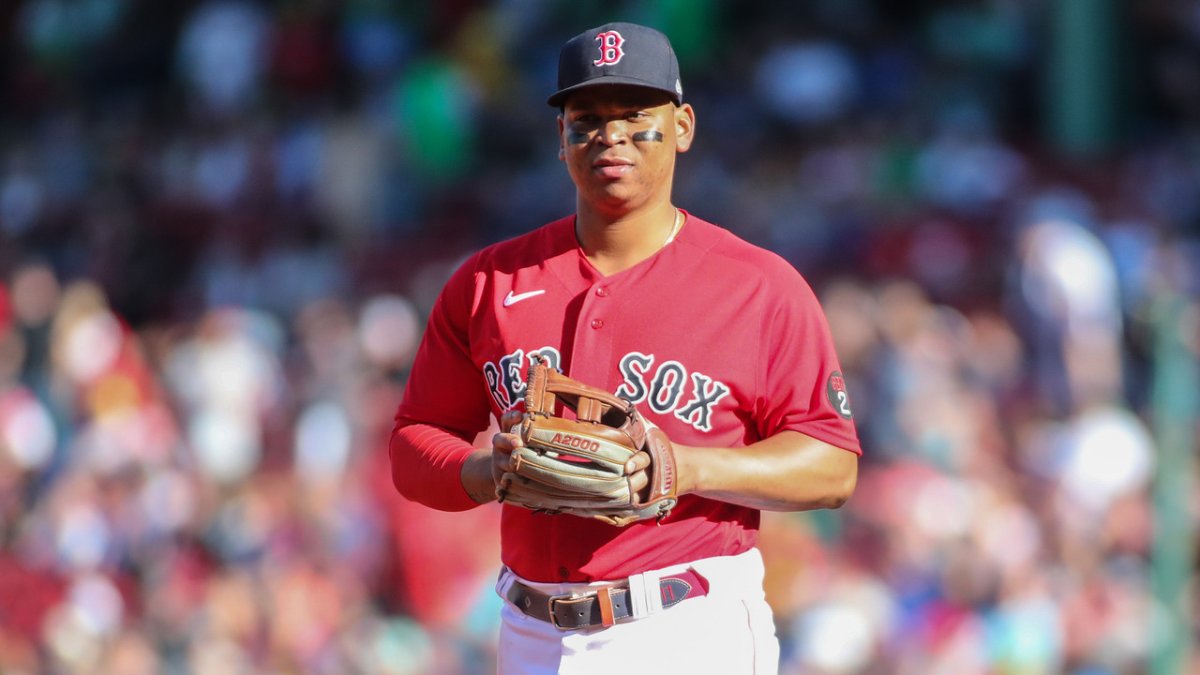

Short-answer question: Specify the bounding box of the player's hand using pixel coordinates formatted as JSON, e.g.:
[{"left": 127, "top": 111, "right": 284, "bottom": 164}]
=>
[
  {"left": 623, "top": 451, "right": 652, "bottom": 500},
  {"left": 491, "top": 409, "right": 525, "bottom": 487}
]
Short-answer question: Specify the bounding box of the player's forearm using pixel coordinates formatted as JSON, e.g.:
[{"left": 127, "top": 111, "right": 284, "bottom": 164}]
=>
[
  {"left": 390, "top": 421, "right": 486, "bottom": 511},
  {"left": 675, "top": 431, "right": 858, "bottom": 512},
  {"left": 460, "top": 448, "right": 500, "bottom": 504}
]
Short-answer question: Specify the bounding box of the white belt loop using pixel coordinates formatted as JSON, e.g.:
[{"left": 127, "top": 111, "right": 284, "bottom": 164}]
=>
[
  {"left": 627, "top": 568, "right": 665, "bottom": 619},
  {"left": 496, "top": 567, "right": 516, "bottom": 599}
]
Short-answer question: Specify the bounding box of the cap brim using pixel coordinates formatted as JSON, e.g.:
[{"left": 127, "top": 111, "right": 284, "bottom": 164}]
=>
[{"left": 547, "top": 77, "right": 681, "bottom": 107}]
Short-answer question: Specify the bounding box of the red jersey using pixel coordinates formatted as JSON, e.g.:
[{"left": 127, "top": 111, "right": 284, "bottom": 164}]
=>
[{"left": 391, "top": 212, "right": 860, "bottom": 582}]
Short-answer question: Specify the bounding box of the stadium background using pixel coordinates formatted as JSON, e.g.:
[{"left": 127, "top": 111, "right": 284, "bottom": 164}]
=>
[{"left": 0, "top": 1, "right": 1197, "bottom": 673}]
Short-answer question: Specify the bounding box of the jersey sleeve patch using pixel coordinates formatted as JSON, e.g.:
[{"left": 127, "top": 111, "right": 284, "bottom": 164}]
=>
[{"left": 826, "top": 371, "right": 853, "bottom": 420}]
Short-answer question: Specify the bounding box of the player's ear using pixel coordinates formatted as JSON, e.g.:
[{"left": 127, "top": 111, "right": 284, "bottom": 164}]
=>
[
  {"left": 556, "top": 115, "right": 566, "bottom": 160},
  {"left": 673, "top": 103, "right": 695, "bottom": 153}
]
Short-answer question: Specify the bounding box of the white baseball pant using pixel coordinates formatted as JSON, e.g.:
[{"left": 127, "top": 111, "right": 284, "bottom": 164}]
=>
[{"left": 495, "top": 548, "right": 780, "bottom": 674}]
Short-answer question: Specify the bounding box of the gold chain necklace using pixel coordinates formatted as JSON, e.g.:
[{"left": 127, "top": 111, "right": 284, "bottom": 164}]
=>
[{"left": 664, "top": 208, "right": 684, "bottom": 246}]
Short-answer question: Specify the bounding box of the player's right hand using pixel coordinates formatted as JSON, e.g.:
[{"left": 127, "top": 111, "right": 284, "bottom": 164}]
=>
[{"left": 491, "top": 409, "right": 525, "bottom": 488}]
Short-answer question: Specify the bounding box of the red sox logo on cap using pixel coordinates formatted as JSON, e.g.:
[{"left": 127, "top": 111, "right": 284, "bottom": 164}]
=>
[
  {"left": 547, "top": 22, "right": 682, "bottom": 107},
  {"left": 593, "top": 30, "right": 625, "bottom": 66}
]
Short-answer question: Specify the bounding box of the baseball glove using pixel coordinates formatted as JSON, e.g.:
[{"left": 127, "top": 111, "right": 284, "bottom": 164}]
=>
[{"left": 497, "top": 357, "right": 678, "bottom": 527}]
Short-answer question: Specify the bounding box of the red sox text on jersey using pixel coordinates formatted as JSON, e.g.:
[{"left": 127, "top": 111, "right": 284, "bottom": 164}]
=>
[{"left": 485, "top": 347, "right": 731, "bottom": 433}]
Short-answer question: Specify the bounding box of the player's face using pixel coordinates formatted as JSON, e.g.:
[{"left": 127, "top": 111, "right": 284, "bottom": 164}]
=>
[{"left": 558, "top": 85, "right": 695, "bottom": 214}]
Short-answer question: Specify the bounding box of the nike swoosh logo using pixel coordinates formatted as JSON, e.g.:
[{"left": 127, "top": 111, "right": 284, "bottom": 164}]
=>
[{"left": 503, "top": 289, "right": 546, "bottom": 307}]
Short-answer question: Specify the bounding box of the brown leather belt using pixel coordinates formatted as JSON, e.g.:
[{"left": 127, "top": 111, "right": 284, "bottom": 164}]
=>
[{"left": 505, "top": 569, "right": 708, "bottom": 630}]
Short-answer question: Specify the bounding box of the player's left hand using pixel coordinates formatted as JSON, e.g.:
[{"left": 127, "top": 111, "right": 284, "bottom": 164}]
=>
[{"left": 624, "top": 451, "right": 651, "bottom": 496}]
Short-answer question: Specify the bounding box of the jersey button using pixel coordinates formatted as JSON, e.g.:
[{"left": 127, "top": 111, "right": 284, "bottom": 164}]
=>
[
  {"left": 558, "top": 567, "right": 570, "bottom": 580},
  {"left": 590, "top": 319, "right": 604, "bottom": 329},
  {"left": 595, "top": 286, "right": 609, "bottom": 297}
]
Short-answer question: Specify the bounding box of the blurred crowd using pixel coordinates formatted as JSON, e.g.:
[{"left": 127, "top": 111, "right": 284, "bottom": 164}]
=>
[{"left": 1, "top": 1, "right": 1198, "bottom": 673}]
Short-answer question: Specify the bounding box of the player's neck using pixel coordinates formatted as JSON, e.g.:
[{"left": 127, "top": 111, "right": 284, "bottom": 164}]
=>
[{"left": 574, "top": 203, "right": 682, "bottom": 276}]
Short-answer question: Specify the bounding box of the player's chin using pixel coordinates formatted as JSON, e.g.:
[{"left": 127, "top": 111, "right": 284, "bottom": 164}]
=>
[
  {"left": 589, "top": 185, "right": 640, "bottom": 208},
  {"left": 588, "top": 171, "right": 641, "bottom": 194}
]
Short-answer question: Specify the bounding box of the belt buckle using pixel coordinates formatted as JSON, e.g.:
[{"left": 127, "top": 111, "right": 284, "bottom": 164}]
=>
[
  {"left": 546, "top": 592, "right": 577, "bottom": 630},
  {"left": 546, "top": 586, "right": 619, "bottom": 630}
]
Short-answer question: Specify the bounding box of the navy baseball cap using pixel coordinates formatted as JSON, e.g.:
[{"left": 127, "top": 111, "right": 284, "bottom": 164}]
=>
[{"left": 547, "top": 22, "right": 683, "bottom": 107}]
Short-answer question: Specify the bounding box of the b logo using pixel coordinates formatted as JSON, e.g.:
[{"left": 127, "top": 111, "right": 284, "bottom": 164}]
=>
[{"left": 593, "top": 31, "right": 625, "bottom": 66}]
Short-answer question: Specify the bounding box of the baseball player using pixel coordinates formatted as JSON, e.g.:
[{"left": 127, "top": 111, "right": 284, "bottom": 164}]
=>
[{"left": 390, "top": 22, "right": 861, "bottom": 674}]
